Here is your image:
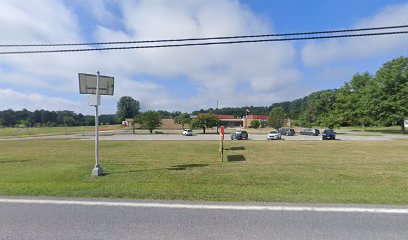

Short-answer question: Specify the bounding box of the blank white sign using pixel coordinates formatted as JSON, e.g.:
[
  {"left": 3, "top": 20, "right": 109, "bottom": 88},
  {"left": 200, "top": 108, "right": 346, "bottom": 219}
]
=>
[{"left": 79, "top": 73, "right": 114, "bottom": 95}]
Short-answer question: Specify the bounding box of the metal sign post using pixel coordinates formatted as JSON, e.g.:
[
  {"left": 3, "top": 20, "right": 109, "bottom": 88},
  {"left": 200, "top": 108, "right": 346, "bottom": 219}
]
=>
[
  {"left": 93, "top": 71, "right": 102, "bottom": 176},
  {"left": 220, "top": 126, "right": 225, "bottom": 162},
  {"left": 78, "top": 72, "right": 114, "bottom": 176}
]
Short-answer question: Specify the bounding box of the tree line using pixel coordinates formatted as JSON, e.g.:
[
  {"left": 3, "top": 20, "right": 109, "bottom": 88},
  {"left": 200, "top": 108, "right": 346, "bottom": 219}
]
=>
[{"left": 0, "top": 109, "right": 120, "bottom": 127}]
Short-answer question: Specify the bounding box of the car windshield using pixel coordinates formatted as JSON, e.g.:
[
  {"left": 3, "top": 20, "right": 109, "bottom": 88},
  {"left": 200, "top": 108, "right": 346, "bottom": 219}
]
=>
[
  {"left": 269, "top": 131, "right": 277, "bottom": 133},
  {"left": 324, "top": 130, "right": 334, "bottom": 133}
]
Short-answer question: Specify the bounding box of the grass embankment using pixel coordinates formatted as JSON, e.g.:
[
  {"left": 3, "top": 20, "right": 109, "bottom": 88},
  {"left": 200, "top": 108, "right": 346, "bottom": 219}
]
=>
[
  {"left": 0, "top": 125, "right": 121, "bottom": 138},
  {"left": 0, "top": 140, "right": 407, "bottom": 204}
]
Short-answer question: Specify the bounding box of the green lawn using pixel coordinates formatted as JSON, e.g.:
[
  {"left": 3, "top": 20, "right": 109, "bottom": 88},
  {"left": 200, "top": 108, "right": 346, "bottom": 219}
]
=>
[
  {"left": 340, "top": 126, "right": 403, "bottom": 134},
  {"left": 0, "top": 139, "right": 407, "bottom": 204},
  {"left": 0, "top": 125, "right": 121, "bottom": 138}
]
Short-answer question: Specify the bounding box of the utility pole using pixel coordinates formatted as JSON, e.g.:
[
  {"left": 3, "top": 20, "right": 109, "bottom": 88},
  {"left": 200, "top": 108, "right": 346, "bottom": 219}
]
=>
[{"left": 92, "top": 71, "right": 102, "bottom": 176}]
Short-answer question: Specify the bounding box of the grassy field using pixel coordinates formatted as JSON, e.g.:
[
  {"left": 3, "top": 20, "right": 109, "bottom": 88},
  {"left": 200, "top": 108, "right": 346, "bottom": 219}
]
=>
[
  {"left": 0, "top": 125, "right": 121, "bottom": 138},
  {"left": 340, "top": 126, "right": 403, "bottom": 134},
  {"left": 0, "top": 139, "right": 407, "bottom": 204}
]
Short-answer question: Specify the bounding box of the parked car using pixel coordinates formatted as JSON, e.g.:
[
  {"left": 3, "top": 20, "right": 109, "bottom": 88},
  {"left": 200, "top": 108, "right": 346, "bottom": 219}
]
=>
[
  {"left": 267, "top": 130, "right": 281, "bottom": 140},
  {"left": 322, "top": 129, "right": 336, "bottom": 140},
  {"left": 300, "top": 128, "right": 320, "bottom": 136},
  {"left": 278, "top": 128, "right": 296, "bottom": 136},
  {"left": 182, "top": 129, "right": 193, "bottom": 136},
  {"left": 231, "top": 130, "right": 248, "bottom": 140}
]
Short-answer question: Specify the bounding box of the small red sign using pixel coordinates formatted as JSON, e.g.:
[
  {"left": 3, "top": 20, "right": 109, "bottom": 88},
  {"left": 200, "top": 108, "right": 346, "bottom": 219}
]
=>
[{"left": 220, "top": 126, "right": 225, "bottom": 136}]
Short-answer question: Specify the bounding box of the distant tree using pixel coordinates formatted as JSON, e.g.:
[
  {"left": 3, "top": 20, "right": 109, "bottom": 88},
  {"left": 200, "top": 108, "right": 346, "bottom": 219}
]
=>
[
  {"left": 372, "top": 57, "right": 408, "bottom": 133},
  {"left": 250, "top": 119, "right": 260, "bottom": 129},
  {"left": 62, "top": 116, "right": 76, "bottom": 127},
  {"left": 334, "top": 72, "right": 374, "bottom": 130},
  {"left": 305, "top": 90, "right": 338, "bottom": 126},
  {"left": 322, "top": 113, "right": 340, "bottom": 130},
  {"left": 135, "top": 111, "right": 162, "bottom": 134},
  {"left": 190, "top": 114, "right": 219, "bottom": 134},
  {"left": 157, "top": 110, "right": 172, "bottom": 118},
  {"left": 99, "top": 114, "right": 120, "bottom": 125},
  {"left": 116, "top": 96, "right": 140, "bottom": 121},
  {"left": 0, "top": 109, "right": 16, "bottom": 127},
  {"left": 268, "top": 107, "right": 285, "bottom": 130},
  {"left": 174, "top": 113, "right": 191, "bottom": 129}
]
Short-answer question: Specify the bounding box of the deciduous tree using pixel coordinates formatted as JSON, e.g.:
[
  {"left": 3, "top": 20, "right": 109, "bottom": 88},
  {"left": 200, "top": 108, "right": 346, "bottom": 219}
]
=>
[
  {"left": 135, "top": 111, "right": 162, "bottom": 134},
  {"left": 174, "top": 113, "right": 191, "bottom": 129},
  {"left": 372, "top": 57, "right": 408, "bottom": 133},
  {"left": 268, "top": 107, "right": 285, "bottom": 130},
  {"left": 190, "top": 114, "right": 219, "bottom": 134},
  {"left": 116, "top": 96, "right": 140, "bottom": 121},
  {"left": 250, "top": 119, "right": 260, "bottom": 129}
]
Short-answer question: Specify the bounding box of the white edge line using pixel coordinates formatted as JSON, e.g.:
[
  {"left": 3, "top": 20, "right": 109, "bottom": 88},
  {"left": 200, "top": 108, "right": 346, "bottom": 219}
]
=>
[{"left": 0, "top": 199, "right": 407, "bottom": 214}]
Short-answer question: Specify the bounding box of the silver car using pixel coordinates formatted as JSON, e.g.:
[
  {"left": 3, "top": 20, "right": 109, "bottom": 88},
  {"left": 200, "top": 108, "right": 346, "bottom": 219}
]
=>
[
  {"left": 182, "top": 129, "right": 193, "bottom": 136},
  {"left": 267, "top": 130, "right": 281, "bottom": 140}
]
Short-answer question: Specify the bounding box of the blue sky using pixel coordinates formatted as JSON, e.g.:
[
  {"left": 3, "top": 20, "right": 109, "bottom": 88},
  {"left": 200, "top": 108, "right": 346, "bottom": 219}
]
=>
[{"left": 0, "top": 0, "right": 407, "bottom": 114}]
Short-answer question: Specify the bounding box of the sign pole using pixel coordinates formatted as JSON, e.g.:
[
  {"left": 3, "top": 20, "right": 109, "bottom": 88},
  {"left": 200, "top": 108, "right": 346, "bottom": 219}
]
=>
[
  {"left": 220, "top": 126, "right": 225, "bottom": 162},
  {"left": 221, "top": 136, "right": 224, "bottom": 162},
  {"left": 79, "top": 71, "right": 113, "bottom": 177},
  {"left": 92, "top": 71, "right": 103, "bottom": 176}
]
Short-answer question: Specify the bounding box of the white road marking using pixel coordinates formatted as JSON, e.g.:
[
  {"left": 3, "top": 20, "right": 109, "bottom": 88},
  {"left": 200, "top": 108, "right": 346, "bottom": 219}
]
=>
[{"left": 0, "top": 198, "right": 407, "bottom": 214}]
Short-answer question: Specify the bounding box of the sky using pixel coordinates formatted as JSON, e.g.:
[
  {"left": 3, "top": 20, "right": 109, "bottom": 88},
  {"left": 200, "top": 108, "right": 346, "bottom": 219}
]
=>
[{"left": 0, "top": 0, "right": 407, "bottom": 115}]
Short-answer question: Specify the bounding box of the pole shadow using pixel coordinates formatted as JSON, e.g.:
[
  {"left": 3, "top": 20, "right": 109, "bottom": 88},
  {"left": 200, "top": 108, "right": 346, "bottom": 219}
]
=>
[
  {"left": 227, "top": 155, "right": 246, "bottom": 162},
  {"left": 224, "top": 146, "right": 245, "bottom": 151},
  {"left": 167, "top": 163, "right": 209, "bottom": 171}
]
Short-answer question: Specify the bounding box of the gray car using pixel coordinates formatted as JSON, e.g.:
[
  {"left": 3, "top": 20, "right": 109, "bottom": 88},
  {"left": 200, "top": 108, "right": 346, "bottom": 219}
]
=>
[
  {"left": 278, "top": 128, "right": 295, "bottom": 136},
  {"left": 231, "top": 130, "right": 248, "bottom": 140}
]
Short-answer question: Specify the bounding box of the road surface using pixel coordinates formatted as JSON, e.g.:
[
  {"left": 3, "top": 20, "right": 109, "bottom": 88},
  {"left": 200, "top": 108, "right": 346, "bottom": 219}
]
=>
[{"left": 1, "top": 197, "right": 407, "bottom": 240}]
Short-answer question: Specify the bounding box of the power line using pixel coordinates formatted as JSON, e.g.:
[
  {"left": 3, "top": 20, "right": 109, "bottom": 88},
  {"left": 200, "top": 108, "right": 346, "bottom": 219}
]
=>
[
  {"left": 0, "top": 25, "right": 407, "bottom": 48},
  {"left": 0, "top": 30, "right": 407, "bottom": 55}
]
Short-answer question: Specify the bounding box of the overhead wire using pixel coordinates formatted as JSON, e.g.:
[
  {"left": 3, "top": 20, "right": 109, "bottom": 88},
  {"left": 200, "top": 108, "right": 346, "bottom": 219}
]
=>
[
  {"left": 0, "top": 26, "right": 407, "bottom": 55},
  {"left": 0, "top": 24, "right": 407, "bottom": 48}
]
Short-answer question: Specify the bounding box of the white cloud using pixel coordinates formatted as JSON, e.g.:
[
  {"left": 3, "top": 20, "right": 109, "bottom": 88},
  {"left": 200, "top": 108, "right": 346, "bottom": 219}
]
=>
[
  {"left": 95, "top": 0, "right": 301, "bottom": 110},
  {"left": 0, "top": 0, "right": 302, "bottom": 113},
  {"left": 0, "top": 1, "right": 81, "bottom": 44},
  {"left": 302, "top": 3, "right": 408, "bottom": 66},
  {"left": 0, "top": 88, "right": 81, "bottom": 111}
]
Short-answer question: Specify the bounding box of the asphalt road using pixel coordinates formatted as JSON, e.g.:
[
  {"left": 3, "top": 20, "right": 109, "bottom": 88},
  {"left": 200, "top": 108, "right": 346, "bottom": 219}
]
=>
[{"left": 1, "top": 198, "right": 407, "bottom": 240}]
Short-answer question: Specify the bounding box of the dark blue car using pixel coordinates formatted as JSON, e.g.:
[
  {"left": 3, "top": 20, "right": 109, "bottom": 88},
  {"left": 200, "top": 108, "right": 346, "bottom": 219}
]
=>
[{"left": 322, "top": 129, "right": 336, "bottom": 140}]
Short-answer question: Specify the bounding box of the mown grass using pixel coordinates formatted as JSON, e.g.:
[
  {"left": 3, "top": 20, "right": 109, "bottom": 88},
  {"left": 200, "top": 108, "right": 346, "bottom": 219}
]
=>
[
  {"left": 340, "top": 126, "right": 403, "bottom": 134},
  {"left": 0, "top": 125, "right": 121, "bottom": 138},
  {"left": 0, "top": 139, "right": 407, "bottom": 204}
]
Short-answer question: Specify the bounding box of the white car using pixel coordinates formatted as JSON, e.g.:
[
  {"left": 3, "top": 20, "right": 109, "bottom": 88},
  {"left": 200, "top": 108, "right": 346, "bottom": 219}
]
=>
[
  {"left": 267, "top": 130, "right": 281, "bottom": 140},
  {"left": 182, "top": 129, "right": 193, "bottom": 136}
]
